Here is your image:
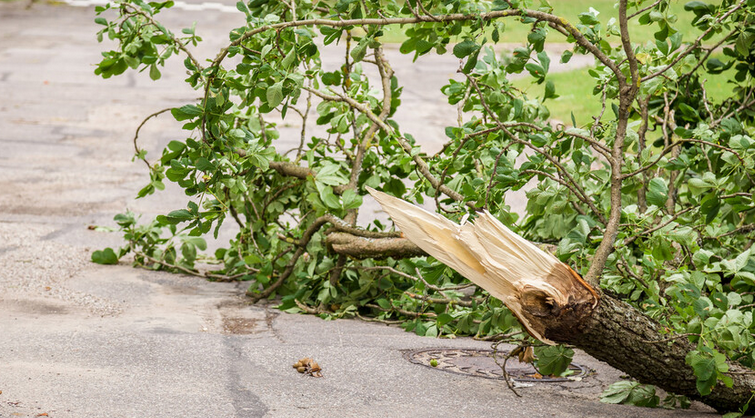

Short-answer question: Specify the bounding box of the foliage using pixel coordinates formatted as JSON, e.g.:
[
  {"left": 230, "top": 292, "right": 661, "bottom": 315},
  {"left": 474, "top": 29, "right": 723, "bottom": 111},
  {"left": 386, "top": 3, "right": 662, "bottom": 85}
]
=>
[
  {"left": 600, "top": 380, "right": 662, "bottom": 408},
  {"left": 600, "top": 380, "right": 693, "bottom": 409},
  {"left": 534, "top": 344, "right": 574, "bottom": 376},
  {"left": 92, "top": 0, "right": 755, "bottom": 405}
]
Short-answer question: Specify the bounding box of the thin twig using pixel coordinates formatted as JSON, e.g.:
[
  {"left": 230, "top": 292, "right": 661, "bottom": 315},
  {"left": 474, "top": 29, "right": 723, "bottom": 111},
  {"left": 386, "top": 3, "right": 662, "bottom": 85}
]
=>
[
  {"left": 641, "top": 0, "right": 746, "bottom": 82},
  {"left": 623, "top": 207, "right": 695, "bottom": 246},
  {"left": 492, "top": 341, "right": 522, "bottom": 397},
  {"left": 132, "top": 108, "right": 172, "bottom": 169},
  {"left": 628, "top": 0, "right": 663, "bottom": 19}
]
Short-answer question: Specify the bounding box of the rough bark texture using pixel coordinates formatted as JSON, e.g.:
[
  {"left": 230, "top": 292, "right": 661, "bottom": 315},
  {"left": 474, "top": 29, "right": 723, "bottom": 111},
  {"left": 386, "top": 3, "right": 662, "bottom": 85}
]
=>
[
  {"left": 268, "top": 161, "right": 313, "bottom": 179},
  {"left": 326, "top": 232, "right": 427, "bottom": 259},
  {"left": 549, "top": 293, "right": 755, "bottom": 413}
]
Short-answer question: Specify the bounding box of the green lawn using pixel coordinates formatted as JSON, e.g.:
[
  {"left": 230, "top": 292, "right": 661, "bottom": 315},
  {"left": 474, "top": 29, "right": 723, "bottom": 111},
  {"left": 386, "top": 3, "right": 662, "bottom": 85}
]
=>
[
  {"left": 381, "top": 0, "right": 711, "bottom": 45},
  {"left": 513, "top": 69, "right": 611, "bottom": 126},
  {"left": 513, "top": 62, "right": 736, "bottom": 125}
]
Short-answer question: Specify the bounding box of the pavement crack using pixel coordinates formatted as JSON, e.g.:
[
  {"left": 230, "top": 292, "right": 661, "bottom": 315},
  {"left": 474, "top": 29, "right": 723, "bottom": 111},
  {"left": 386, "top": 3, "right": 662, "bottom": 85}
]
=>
[
  {"left": 265, "top": 308, "right": 284, "bottom": 343},
  {"left": 223, "top": 338, "right": 270, "bottom": 418}
]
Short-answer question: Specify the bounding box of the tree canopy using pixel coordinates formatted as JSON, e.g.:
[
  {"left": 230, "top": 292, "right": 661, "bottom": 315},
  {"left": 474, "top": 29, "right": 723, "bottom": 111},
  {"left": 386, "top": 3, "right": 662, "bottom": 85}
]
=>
[{"left": 93, "top": 0, "right": 755, "bottom": 411}]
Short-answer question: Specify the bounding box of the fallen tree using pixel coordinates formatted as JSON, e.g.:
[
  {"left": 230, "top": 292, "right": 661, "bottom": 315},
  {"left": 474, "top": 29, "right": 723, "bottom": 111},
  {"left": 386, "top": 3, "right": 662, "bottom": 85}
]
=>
[
  {"left": 370, "top": 187, "right": 755, "bottom": 412},
  {"left": 92, "top": 0, "right": 755, "bottom": 412}
]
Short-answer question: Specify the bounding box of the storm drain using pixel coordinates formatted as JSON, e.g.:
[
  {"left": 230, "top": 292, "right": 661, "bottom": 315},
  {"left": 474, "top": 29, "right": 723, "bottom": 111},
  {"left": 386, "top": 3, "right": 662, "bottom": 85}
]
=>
[{"left": 403, "top": 348, "right": 589, "bottom": 382}]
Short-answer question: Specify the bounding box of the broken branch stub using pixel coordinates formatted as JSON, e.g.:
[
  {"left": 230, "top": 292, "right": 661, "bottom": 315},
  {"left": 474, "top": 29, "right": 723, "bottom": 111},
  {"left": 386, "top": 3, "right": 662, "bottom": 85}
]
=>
[{"left": 367, "top": 187, "right": 599, "bottom": 344}]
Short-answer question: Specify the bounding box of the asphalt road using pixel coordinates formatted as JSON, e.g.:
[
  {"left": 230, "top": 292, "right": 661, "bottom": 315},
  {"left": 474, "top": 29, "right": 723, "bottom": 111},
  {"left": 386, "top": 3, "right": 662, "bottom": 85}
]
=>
[{"left": 0, "top": 2, "right": 718, "bottom": 417}]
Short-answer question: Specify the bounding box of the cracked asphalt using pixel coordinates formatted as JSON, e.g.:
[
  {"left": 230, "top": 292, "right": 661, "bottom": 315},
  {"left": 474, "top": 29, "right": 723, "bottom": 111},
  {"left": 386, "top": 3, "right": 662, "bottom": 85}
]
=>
[{"left": 0, "top": 1, "right": 719, "bottom": 417}]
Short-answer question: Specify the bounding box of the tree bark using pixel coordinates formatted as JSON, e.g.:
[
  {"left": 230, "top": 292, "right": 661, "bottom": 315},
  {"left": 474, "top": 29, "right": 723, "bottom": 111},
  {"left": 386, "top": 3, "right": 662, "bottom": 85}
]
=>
[
  {"left": 548, "top": 293, "right": 755, "bottom": 413},
  {"left": 326, "top": 232, "right": 426, "bottom": 259}
]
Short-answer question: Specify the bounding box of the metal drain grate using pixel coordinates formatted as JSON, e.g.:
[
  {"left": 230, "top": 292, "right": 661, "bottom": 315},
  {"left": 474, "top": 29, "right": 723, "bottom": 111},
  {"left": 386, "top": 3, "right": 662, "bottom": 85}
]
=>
[{"left": 403, "top": 348, "right": 590, "bottom": 382}]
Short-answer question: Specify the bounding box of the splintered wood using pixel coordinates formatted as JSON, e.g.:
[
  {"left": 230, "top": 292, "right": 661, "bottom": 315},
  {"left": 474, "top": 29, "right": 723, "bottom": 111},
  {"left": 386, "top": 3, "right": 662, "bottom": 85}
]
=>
[{"left": 368, "top": 187, "right": 599, "bottom": 344}]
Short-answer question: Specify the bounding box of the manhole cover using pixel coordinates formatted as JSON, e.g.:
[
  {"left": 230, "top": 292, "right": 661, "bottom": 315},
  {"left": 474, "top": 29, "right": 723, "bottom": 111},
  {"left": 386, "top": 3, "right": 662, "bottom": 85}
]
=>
[{"left": 403, "top": 348, "right": 589, "bottom": 382}]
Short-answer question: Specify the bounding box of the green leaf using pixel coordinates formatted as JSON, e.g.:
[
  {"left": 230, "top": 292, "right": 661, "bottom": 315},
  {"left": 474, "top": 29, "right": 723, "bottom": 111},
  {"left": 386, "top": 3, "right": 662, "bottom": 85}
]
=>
[
  {"left": 92, "top": 247, "right": 119, "bottom": 265},
  {"left": 525, "top": 63, "right": 545, "bottom": 79},
  {"left": 700, "top": 196, "right": 720, "bottom": 224},
  {"left": 281, "top": 48, "right": 296, "bottom": 69},
  {"left": 600, "top": 381, "right": 634, "bottom": 404},
  {"left": 149, "top": 64, "right": 161, "bottom": 80},
  {"left": 649, "top": 10, "right": 663, "bottom": 22},
  {"left": 684, "top": 1, "right": 709, "bottom": 12},
  {"left": 322, "top": 71, "right": 341, "bottom": 86},
  {"left": 688, "top": 177, "right": 714, "bottom": 195},
  {"left": 527, "top": 29, "right": 546, "bottom": 52},
  {"left": 492, "top": 0, "right": 510, "bottom": 10},
  {"left": 544, "top": 80, "right": 558, "bottom": 100},
  {"left": 376, "top": 298, "right": 391, "bottom": 310},
  {"left": 686, "top": 351, "right": 718, "bottom": 395},
  {"left": 171, "top": 104, "right": 203, "bottom": 121},
  {"left": 536, "top": 50, "right": 550, "bottom": 74},
  {"left": 315, "top": 163, "right": 348, "bottom": 186},
  {"left": 678, "top": 102, "right": 699, "bottom": 120},
  {"left": 578, "top": 12, "right": 600, "bottom": 25},
  {"left": 668, "top": 226, "right": 695, "bottom": 247},
  {"left": 378, "top": 276, "right": 393, "bottom": 290},
  {"left": 734, "top": 248, "right": 752, "bottom": 272},
  {"left": 436, "top": 313, "right": 454, "bottom": 327},
  {"left": 166, "top": 209, "right": 193, "bottom": 223},
  {"left": 413, "top": 319, "right": 427, "bottom": 336},
  {"left": 321, "top": 186, "right": 341, "bottom": 209},
  {"left": 244, "top": 254, "right": 262, "bottom": 265},
  {"left": 196, "top": 157, "right": 216, "bottom": 172},
  {"left": 114, "top": 212, "right": 136, "bottom": 227},
  {"left": 266, "top": 82, "right": 284, "bottom": 108},
  {"left": 461, "top": 49, "right": 480, "bottom": 74},
  {"left": 601, "top": 381, "right": 659, "bottom": 407},
  {"left": 560, "top": 50, "right": 573, "bottom": 64},
  {"left": 181, "top": 235, "right": 207, "bottom": 251},
  {"left": 341, "top": 189, "right": 362, "bottom": 210},
  {"left": 646, "top": 177, "right": 668, "bottom": 207},
  {"left": 453, "top": 40, "right": 479, "bottom": 58},
  {"left": 350, "top": 38, "right": 368, "bottom": 62},
  {"left": 535, "top": 345, "right": 574, "bottom": 376},
  {"left": 692, "top": 297, "right": 712, "bottom": 318}
]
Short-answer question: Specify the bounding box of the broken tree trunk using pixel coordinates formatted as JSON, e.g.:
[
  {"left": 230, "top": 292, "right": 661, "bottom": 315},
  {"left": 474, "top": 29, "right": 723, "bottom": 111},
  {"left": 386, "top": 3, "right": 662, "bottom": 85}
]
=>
[
  {"left": 367, "top": 187, "right": 755, "bottom": 412},
  {"left": 569, "top": 295, "right": 755, "bottom": 413}
]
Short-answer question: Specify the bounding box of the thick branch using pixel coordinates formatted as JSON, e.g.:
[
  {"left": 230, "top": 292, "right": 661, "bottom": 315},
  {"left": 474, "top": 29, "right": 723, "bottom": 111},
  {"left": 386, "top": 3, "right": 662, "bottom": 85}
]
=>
[
  {"left": 346, "top": 46, "right": 393, "bottom": 191},
  {"left": 618, "top": 0, "right": 639, "bottom": 89},
  {"left": 583, "top": 0, "right": 643, "bottom": 283},
  {"left": 326, "top": 232, "right": 427, "bottom": 259},
  {"left": 269, "top": 160, "right": 313, "bottom": 179},
  {"left": 210, "top": 10, "right": 621, "bottom": 80},
  {"left": 567, "top": 294, "right": 755, "bottom": 413}
]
